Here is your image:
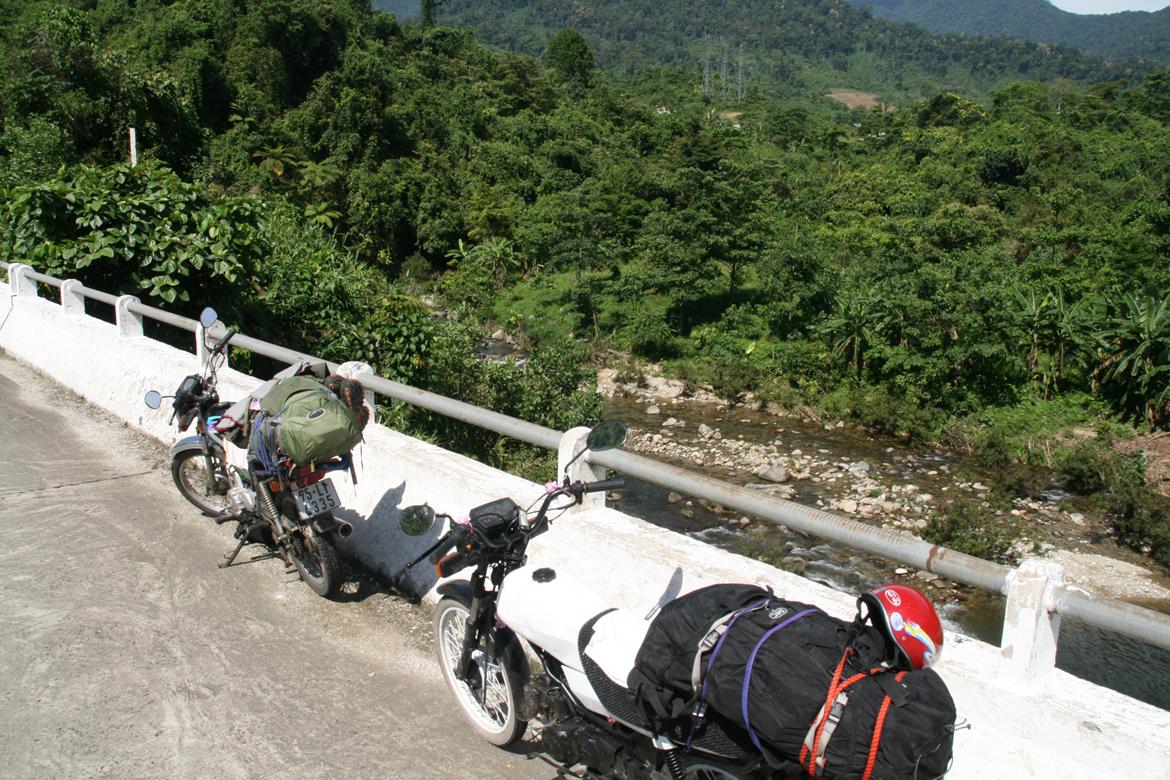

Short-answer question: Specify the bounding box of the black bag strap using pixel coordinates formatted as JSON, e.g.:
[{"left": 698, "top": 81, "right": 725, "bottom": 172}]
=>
[
  {"left": 741, "top": 607, "right": 821, "bottom": 752},
  {"left": 685, "top": 597, "right": 773, "bottom": 749}
]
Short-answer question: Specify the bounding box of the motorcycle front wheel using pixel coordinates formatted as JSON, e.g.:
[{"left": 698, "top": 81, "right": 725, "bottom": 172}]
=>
[
  {"left": 433, "top": 596, "right": 527, "bottom": 747},
  {"left": 289, "top": 524, "right": 341, "bottom": 599},
  {"left": 172, "top": 449, "right": 231, "bottom": 517}
]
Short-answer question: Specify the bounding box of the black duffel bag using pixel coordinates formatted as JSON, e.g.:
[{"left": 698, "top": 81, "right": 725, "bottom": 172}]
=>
[{"left": 628, "top": 584, "right": 956, "bottom": 779}]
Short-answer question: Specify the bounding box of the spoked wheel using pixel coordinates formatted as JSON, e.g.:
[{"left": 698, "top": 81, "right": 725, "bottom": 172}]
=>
[
  {"left": 433, "top": 597, "right": 527, "bottom": 746},
  {"left": 289, "top": 524, "right": 341, "bottom": 599},
  {"left": 172, "top": 449, "right": 231, "bottom": 517}
]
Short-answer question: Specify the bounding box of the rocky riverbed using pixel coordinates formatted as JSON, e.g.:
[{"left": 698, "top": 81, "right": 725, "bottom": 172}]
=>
[{"left": 597, "top": 368, "right": 1170, "bottom": 608}]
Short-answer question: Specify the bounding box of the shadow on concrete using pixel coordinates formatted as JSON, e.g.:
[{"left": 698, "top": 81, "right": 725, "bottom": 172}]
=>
[{"left": 333, "top": 481, "right": 434, "bottom": 603}]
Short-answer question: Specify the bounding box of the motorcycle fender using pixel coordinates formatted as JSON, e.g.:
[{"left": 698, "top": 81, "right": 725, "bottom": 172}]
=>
[
  {"left": 436, "top": 579, "right": 474, "bottom": 605},
  {"left": 435, "top": 580, "right": 531, "bottom": 696},
  {"left": 169, "top": 435, "right": 222, "bottom": 460}
]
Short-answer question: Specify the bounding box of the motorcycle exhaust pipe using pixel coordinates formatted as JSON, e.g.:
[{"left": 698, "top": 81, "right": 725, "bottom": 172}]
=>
[{"left": 310, "top": 516, "right": 354, "bottom": 539}]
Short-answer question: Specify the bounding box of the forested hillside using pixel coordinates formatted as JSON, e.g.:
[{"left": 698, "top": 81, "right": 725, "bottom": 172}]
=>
[
  {"left": 429, "top": 0, "right": 1133, "bottom": 103},
  {"left": 2, "top": 0, "right": 1168, "bottom": 562},
  {"left": 854, "top": 0, "right": 1170, "bottom": 66}
]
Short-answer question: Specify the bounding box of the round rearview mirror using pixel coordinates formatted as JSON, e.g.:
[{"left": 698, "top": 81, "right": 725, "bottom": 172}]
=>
[
  {"left": 400, "top": 504, "right": 437, "bottom": 536},
  {"left": 144, "top": 390, "right": 163, "bottom": 410},
  {"left": 199, "top": 307, "right": 218, "bottom": 329},
  {"left": 586, "top": 420, "right": 627, "bottom": 452}
]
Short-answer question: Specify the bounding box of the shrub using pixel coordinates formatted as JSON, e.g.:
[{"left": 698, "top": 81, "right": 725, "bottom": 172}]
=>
[
  {"left": 1053, "top": 440, "right": 1144, "bottom": 495},
  {"left": 620, "top": 297, "right": 675, "bottom": 358},
  {"left": 820, "top": 383, "right": 941, "bottom": 440},
  {"left": 1, "top": 161, "right": 261, "bottom": 305},
  {"left": 710, "top": 358, "right": 762, "bottom": 400},
  {"left": 1109, "top": 486, "right": 1170, "bottom": 569},
  {"left": 922, "top": 498, "right": 1025, "bottom": 565},
  {"left": 437, "top": 256, "right": 494, "bottom": 315},
  {"left": 939, "top": 395, "right": 1110, "bottom": 467}
]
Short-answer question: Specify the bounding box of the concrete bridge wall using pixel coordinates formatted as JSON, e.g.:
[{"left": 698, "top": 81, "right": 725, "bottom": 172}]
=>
[{"left": 2, "top": 269, "right": 1167, "bottom": 778}]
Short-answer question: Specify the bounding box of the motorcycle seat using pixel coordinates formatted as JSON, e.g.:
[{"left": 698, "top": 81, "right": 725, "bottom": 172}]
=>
[{"left": 582, "top": 608, "right": 652, "bottom": 687}]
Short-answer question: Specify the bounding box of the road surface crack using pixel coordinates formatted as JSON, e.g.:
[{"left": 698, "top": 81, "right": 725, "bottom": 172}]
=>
[{"left": 0, "top": 468, "right": 158, "bottom": 499}]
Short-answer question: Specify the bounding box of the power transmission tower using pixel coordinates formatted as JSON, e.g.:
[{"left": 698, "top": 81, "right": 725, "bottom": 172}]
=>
[
  {"left": 720, "top": 41, "right": 729, "bottom": 98},
  {"left": 736, "top": 44, "right": 744, "bottom": 101},
  {"left": 702, "top": 32, "right": 712, "bottom": 97}
]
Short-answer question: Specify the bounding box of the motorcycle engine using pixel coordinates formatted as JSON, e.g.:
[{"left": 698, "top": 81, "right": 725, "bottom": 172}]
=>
[
  {"left": 530, "top": 666, "right": 658, "bottom": 780},
  {"left": 540, "top": 719, "right": 624, "bottom": 776}
]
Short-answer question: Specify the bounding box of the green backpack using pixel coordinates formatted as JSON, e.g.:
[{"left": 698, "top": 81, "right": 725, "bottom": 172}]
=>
[{"left": 257, "top": 376, "right": 363, "bottom": 466}]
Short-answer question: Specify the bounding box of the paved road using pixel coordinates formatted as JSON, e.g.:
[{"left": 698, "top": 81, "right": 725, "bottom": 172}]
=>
[{"left": 0, "top": 353, "right": 550, "bottom": 779}]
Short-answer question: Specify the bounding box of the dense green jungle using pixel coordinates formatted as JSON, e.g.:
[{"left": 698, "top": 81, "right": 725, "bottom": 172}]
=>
[
  {"left": 1, "top": 0, "right": 1168, "bottom": 567},
  {"left": 401, "top": 0, "right": 1132, "bottom": 104},
  {"left": 853, "top": 0, "right": 1170, "bottom": 67}
]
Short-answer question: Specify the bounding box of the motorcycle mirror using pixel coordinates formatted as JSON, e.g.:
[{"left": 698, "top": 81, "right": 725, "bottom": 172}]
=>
[
  {"left": 198, "top": 307, "right": 218, "bottom": 329},
  {"left": 144, "top": 390, "right": 163, "bottom": 410},
  {"left": 400, "top": 504, "right": 437, "bottom": 536},
  {"left": 586, "top": 420, "right": 627, "bottom": 452}
]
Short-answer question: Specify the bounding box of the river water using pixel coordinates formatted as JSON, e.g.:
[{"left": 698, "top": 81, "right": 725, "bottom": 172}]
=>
[{"left": 600, "top": 394, "right": 1170, "bottom": 711}]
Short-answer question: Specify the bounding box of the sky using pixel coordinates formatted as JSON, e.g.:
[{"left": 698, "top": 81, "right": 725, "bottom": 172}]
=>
[{"left": 1049, "top": 1, "right": 1169, "bottom": 12}]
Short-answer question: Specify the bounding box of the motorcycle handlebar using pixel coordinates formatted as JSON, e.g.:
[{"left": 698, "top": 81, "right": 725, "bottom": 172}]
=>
[
  {"left": 435, "top": 548, "right": 474, "bottom": 578},
  {"left": 211, "top": 328, "right": 235, "bottom": 355},
  {"left": 404, "top": 520, "right": 462, "bottom": 570},
  {"left": 579, "top": 477, "right": 625, "bottom": 494},
  {"left": 428, "top": 525, "right": 467, "bottom": 565}
]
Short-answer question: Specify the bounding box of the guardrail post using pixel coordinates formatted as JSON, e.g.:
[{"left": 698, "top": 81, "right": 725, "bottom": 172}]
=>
[
  {"left": 60, "top": 279, "right": 85, "bottom": 316},
  {"left": 337, "top": 361, "right": 376, "bottom": 423},
  {"left": 114, "top": 295, "right": 143, "bottom": 337},
  {"left": 9, "top": 264, "right": 37, "bottom": 297},
  {"left": 195, "top": 321, "right": 228, "bottom": 369},
  {"left": 559, "top": 426, "right": 606, "bottom": 511},
  {"left": 999, "top": 558, "right": 1065, "bottom": 684}
]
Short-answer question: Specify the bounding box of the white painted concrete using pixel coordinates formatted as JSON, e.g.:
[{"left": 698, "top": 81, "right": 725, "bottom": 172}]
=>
[{"left": 2, "top": 273, "right": 1169, "bottom": 778}]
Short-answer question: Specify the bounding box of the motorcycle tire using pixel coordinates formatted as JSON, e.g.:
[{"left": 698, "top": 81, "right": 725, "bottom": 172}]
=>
[
  {"left": 680, "top": 760, "right": 753, "bottom": 780},
  {"left": 290, "top": 524, "right": 341, "bottom": 599},
  {"left": 433, "top": 596, "right": 528, "bottom": 747},
  {"left": 171, "top": 449, "right": 231, "bottom": 517}
]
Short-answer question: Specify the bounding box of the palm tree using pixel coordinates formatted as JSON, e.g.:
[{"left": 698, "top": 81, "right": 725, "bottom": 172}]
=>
[
  {"left": 1014, "top": 285, "right": 1100, "bottom": 399},
  {"left": 824, "top": 289, "right": 883, "bottom": 380},
  {"left": 476, "top": 236, "right": 520, "bottom": 286},
  {"left": 1014, "top": 286, "right": 1053, "bottom": 386},
  {"left": 1096, "top": 292, "right": 1170, "bottom": 426},
  {"left": 251, "top": 145, "right": 299, "bottom": 178},
  {"left": 1049, "top": 288, "right": 1099, "bottom": 396}
]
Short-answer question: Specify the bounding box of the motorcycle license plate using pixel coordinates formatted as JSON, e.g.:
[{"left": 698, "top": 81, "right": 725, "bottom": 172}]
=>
[{"left": 294, "top": 479, "right": 340, "bottom": 519}]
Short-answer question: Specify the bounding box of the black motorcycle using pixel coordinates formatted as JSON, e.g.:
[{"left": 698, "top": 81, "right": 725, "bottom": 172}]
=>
[{"left": 146, "top": 308, "right": 352, "bottom": 598}]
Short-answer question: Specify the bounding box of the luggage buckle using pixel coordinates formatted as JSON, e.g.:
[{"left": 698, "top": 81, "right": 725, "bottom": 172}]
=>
[{"left": 691, "top": 700, "right": 708, "bottom": 721}]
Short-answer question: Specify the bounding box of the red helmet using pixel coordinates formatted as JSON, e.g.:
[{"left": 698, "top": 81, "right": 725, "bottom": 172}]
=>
[{"left": 858, "top": 584, "right": 944, "bottom": 671}]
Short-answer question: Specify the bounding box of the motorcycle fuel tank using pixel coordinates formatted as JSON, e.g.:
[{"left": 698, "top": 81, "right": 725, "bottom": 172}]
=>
[{"left": 496, "top": 564, "right": 608, "bottom": 671}]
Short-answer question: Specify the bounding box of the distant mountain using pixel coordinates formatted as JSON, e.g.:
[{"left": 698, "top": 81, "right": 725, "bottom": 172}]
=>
[
  {"left": 852, "top": 0, "right": 1170, "bottom": 65},
  {"left": 371, "top": 0, "right": 417, "bottom": 18},
  {"left": 409, "top": 0, "right": 1134, "bottom": 104}
]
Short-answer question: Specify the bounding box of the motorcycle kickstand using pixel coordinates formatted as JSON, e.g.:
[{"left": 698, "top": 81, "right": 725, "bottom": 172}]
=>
[
  {"left": 219, "top": 521, "right": 277, "bottom": 568},
  {"left": 219, "top": 536, "right": 249, "bottom": 568}
]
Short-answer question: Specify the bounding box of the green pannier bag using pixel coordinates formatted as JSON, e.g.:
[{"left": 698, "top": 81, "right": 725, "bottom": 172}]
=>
[{"left": 257, "top": 376, "right": 363, "bottom": 466}]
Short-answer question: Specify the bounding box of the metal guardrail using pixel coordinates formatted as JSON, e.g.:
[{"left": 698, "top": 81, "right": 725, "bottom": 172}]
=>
[{"left": 6, "top": 261, "right": 1170, "bottom": 654}]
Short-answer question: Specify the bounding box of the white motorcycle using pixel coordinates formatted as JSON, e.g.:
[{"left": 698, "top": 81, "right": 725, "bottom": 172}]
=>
[{"left": 400, "top": 421, "right": 770, "bottom": 780}]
